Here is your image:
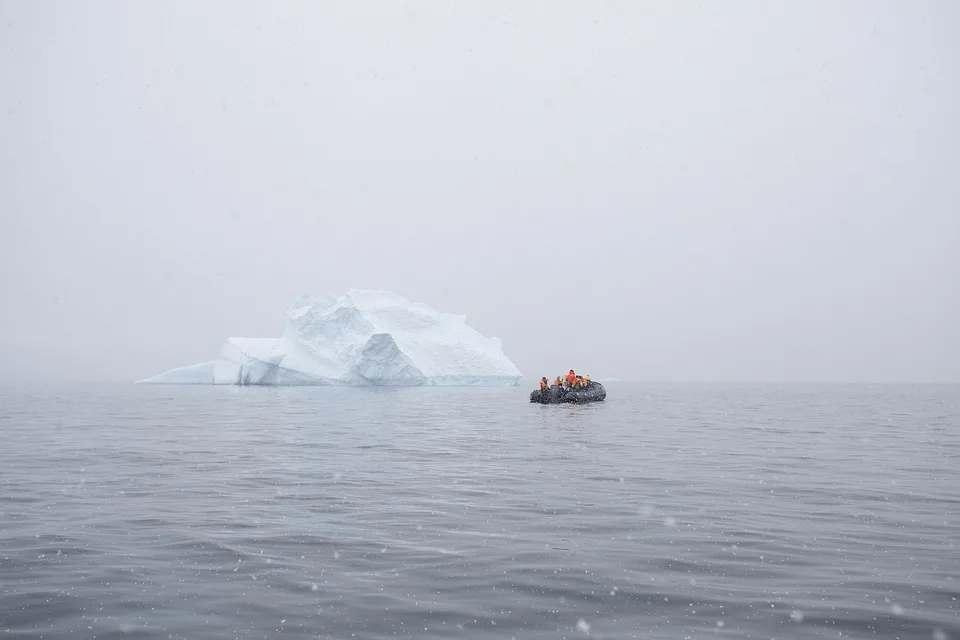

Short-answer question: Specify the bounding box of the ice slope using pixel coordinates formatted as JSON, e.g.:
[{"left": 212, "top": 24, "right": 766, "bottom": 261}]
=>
[
  {"left": 139, "top": 361, "right": 217, "bottom": 384},
  {"left": 137, "top": 289, "right": 522, "bottom": 386}
]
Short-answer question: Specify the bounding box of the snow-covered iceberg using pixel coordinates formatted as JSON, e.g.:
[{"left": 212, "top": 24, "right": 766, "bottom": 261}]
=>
[{"left": 137, "top": 289, "right": 522, "bottom": 386}]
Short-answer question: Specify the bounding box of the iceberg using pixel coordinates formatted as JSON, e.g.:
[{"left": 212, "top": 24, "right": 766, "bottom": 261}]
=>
[{"left": 137, "top": 289, "right": 522, "bottom": 386}]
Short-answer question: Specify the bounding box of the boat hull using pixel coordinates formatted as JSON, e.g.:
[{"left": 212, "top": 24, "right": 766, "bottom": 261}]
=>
[{"left": 529, "top": 381, "right": 606, "bottom": 404}]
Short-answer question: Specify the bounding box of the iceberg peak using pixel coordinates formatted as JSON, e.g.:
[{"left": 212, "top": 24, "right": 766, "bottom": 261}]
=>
[{"left": 138, "top": 289, "right": 522, "bottom": 386}]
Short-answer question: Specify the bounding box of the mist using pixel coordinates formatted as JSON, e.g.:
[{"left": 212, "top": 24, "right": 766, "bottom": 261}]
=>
[{"left": 1, "top": 1, "right": 957, "bottom": 384}]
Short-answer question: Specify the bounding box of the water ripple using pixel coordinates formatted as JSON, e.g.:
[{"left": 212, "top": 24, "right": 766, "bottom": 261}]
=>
[{"left": 0, "top": 382, "right": 958, "bottom": 639}]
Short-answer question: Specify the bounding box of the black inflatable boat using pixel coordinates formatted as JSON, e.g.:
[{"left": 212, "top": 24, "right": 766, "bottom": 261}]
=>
[{"left": 530, "top": 381, "right": 606, "bottom": 404}]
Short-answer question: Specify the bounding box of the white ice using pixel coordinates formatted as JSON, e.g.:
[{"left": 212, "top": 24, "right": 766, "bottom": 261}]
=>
[{"left": 137, "top": 289, "right": 522, "bottom": 386}]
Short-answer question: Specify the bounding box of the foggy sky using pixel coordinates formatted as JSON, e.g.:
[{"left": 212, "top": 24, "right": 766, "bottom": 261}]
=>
[{"left": 1, "top": 1, "right": 958, "bottom": 384}]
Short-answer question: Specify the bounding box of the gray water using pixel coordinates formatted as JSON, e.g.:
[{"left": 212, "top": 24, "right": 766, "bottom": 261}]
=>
[{"left": 1, "top": 382, "right": 957, "bottom": 640}]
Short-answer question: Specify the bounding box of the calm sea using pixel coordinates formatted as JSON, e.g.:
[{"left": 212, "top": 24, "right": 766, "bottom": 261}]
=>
[{"left": 1, "top": 382, "right": 957, "bottom": 640}]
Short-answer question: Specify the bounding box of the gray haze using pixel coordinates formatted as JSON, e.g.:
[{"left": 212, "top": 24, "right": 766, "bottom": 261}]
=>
[{"left": 1, "top": 1, "right": 958, "bottom": 383}]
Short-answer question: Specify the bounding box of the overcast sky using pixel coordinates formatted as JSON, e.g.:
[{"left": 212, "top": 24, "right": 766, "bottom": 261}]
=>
[{"left": 1, "top": 0, "right": 957, "bottom": 384}]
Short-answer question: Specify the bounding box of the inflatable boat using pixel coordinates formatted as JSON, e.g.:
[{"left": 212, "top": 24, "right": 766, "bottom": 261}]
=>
[{"left": 529, "top": 381, "right": 606, "bottom": 404}]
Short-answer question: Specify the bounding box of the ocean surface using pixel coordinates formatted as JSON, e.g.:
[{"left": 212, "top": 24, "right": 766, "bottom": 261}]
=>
[{"left": 0, "top": 382, "right": 957, "bottom": 640}]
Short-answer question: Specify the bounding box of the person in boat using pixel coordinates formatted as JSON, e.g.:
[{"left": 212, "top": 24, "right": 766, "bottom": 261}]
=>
[
  {"left": 540, "top": 377, "right": 549, "bottom": 391},
  {"left": 554, "top": 376, "right": 564, "bottom": 388},
  {"left": 565, "top": 369, "right": 577, "bottom": 387}
]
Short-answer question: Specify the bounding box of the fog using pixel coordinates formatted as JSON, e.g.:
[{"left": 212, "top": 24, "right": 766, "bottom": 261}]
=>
[{"left": 1, "top": 1, "right": 957, "bottom": 384}]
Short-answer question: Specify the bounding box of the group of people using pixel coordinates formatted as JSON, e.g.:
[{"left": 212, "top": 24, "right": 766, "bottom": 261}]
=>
[{"left": 539, "top": 369, "right": 591, "bottom": 391}]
